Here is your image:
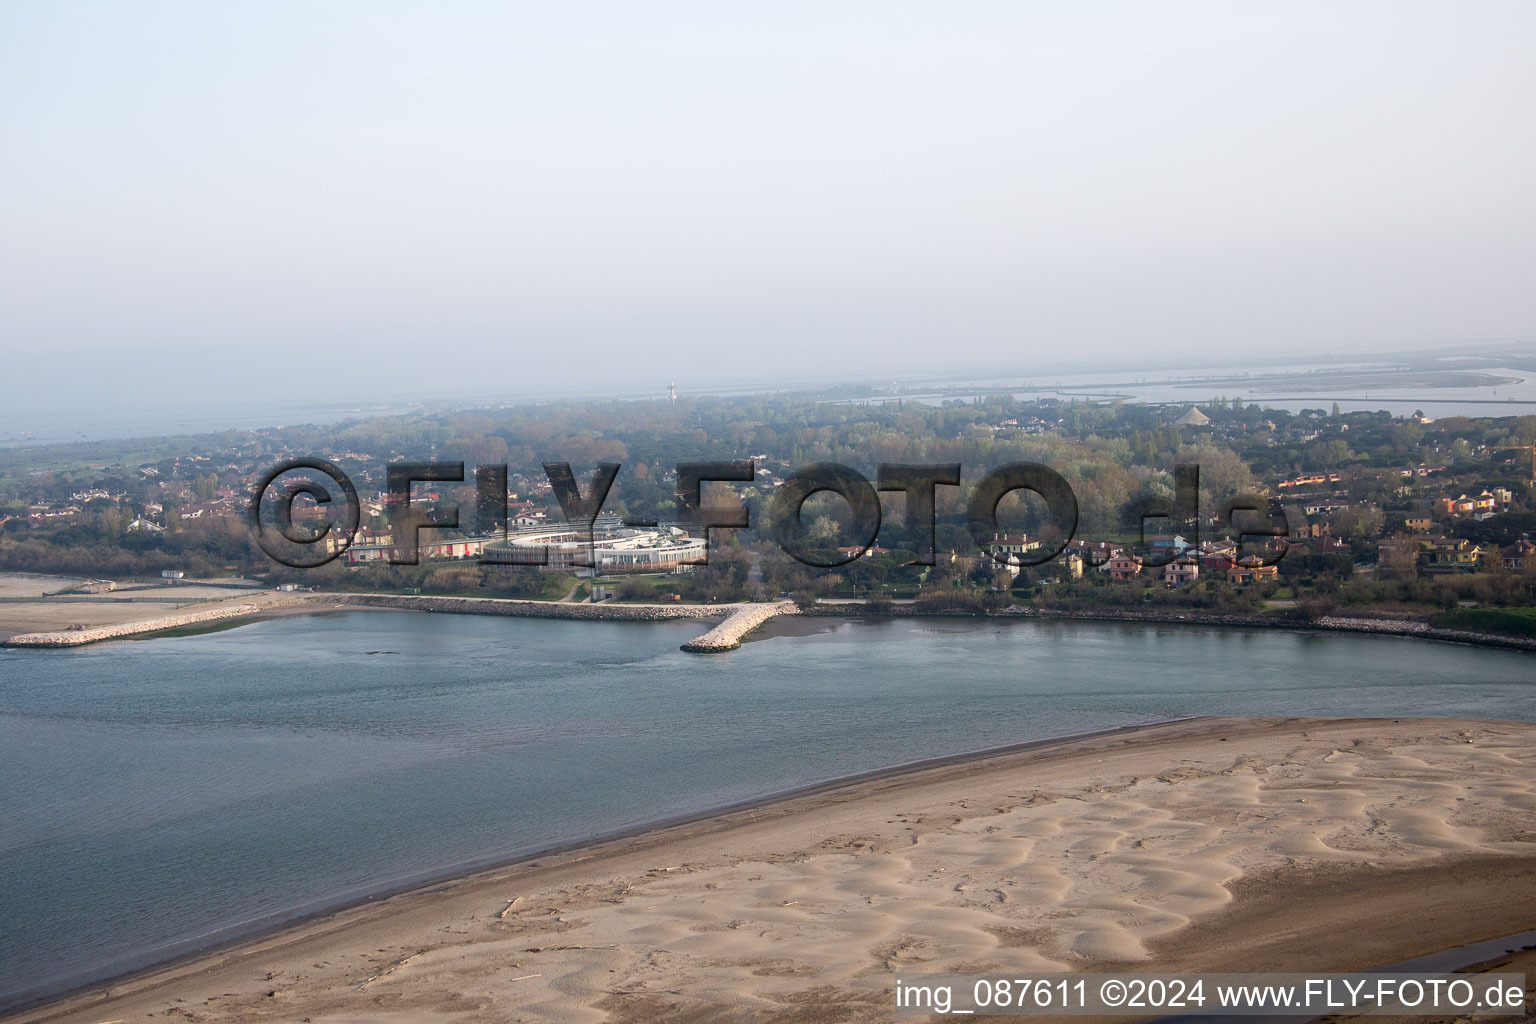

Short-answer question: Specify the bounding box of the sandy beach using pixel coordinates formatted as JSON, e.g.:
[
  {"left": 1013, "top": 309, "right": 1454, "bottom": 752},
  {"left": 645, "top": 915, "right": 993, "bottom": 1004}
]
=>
[
  {"left": 0, "top": 573, "right": 310, "bottom": 642},
  {"left": 9, "top": 716, "right": 1535, "bottom": 1024}
]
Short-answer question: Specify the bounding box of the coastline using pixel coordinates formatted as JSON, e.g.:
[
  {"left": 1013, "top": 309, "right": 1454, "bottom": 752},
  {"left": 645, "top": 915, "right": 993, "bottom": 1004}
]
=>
[
  {"left": 1033, "top": 605, "right": 1536, "bottom": 652},
  {"left": 0, "top": 596, "right": 312, "bottom": 647},
  {"left": 5, "top": 587, "right": 1533, "bottom": 653},
  {"left": 7, "top": 715, "right": 1536, "bottom": 1024},
  {"left": 0, "top": 719, "right": 1193, "bottom": 1017},
  {"left": 0, "top": 592, "right": 740, "bottom": 648},
  {"left": 797, "top": 602, "right": 1536, "bottom": 653}
]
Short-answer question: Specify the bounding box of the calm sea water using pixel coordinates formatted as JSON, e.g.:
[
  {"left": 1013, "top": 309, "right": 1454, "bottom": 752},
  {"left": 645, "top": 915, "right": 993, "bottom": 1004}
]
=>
[{"left": 1, "top": 611, "right": 1532, "bottom": 1010}]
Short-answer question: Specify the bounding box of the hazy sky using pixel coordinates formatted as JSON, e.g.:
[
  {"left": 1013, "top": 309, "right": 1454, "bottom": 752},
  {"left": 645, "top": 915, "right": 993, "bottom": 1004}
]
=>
[{"left": 3, "top": 2, "right": 1534, "bottom": 412}]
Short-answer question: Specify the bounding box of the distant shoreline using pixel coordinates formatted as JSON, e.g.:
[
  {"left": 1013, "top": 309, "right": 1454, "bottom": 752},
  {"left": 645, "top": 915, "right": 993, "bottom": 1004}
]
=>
[
  {"left": 0, "top": 591, "right": 736, "bottom": 648},
  {"left": 770, "top": 603, "right": 1536, "bottom": 652},
  {"left": 5, "top": 590, "right": 1534, "bottom": 653},
  {"left": 1026, "top": 605, "right": 1536, "bottom": 652}
]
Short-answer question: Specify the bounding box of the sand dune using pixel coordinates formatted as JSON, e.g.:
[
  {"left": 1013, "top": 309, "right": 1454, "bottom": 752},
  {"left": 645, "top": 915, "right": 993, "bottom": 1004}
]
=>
[{"left": 12, "top": 717, "right": 1536, "bottom": 1024}]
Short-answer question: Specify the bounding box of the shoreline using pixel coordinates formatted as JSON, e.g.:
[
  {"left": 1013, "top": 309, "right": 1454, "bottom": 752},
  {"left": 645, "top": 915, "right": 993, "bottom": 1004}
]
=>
[
  {"left": 5, "top": 589, "right": 1533, "bottom": 653},
  {"left": 1042, "top": 606, "right": 1536, "bottom": 652},
  {"left": 765, "top": 601, "right": 1536, "bottom": 653},
  {"left": 7, "top": 715, "right": 1536, "bottom": 1024},
  {"left": 0, "top": 718, "right": 1193, "bottom": 1018},
  {"left": 0, "top": 592, "right": 738, "bottom": 648},
  {"left": 795, "top": 602, "right": 1536, "bottom": 653}
]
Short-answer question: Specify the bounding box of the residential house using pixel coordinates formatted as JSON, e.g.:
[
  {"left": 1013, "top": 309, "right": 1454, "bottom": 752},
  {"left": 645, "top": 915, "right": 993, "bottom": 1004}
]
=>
[
  {"left": 988, "top": 533, "right": 1042, "bottom": 557},
  {"left": 1278, "top": 473, "right": 1342, "bottom": 489},
  {"left": 344, "top": 543, "right": 394, "bottom": 566},
  {"left": 1423, "top": 539, "right": 1485, "bottom": 573},
  {"left": 1200, "top": 550, "right": 1236, "bottom": 573},
  {"left": 1065, "top": 540, "right": 1122, "bottom": 568},
  {"left": 836, "top": 545, "right": 891, "bottom": 559},
  {"left": 1436, "top": 495, "right": 1477, "bottom": 517},
  {"left": 1228, "top": 564, "right": 1279, "bottom": 584},
  {"left": 1502, "top": 540, "right": 1536, "bottom": 571},
  {"left": 1163, "top": 562, "right": 1200, "bottom": 586},
  {"left": 1107, "top": 555, "right": 1142, "bottom": 582},
  {"left": 1147, "top": 535, "right": 1191, "bottom": 560}
]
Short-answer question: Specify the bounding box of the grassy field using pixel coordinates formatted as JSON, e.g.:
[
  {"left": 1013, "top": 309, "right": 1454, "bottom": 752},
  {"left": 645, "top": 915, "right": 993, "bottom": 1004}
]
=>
[{"left": 1429, "top": 606, "right": 1536, "bottom": 637}]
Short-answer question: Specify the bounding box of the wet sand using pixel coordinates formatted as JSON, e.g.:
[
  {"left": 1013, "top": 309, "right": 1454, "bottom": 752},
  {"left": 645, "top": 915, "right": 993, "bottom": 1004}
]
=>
[
  {"left": 8, "top": 716, "right": 1535, "bottom": 1024},
  {"left": 0, "top": 573, "right": 287, "bottom": 641},
  {"left": 0, "top": 591, "right": 317, "bottom": 644}
]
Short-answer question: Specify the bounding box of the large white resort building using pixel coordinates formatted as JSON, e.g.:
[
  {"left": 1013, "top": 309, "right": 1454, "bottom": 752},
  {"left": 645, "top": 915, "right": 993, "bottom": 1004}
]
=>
[
  {"left": 344, "top": 513, "right": 707, "bottom": 573},
  {"left": 484, "top": 520, "right": 707, "bottom": 572}
]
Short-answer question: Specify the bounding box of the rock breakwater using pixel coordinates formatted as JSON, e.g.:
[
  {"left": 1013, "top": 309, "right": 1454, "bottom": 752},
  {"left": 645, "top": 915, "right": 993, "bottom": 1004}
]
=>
[
  {"left": 3, "top": 601, "right": 275, "bottom": 647},
  {"left": 679, "top": 602, "right": 797, "bottom": 652},
  {"left": 329, "top": 593, "right": 728, "bottom": 622}
]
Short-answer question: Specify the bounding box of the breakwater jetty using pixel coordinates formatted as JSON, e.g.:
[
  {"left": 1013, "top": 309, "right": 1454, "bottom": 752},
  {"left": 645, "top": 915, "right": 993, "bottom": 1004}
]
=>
[
  {"left": 329, "top": 592, "right": 728, "bottom": 622},
  {"left": 330, "top": 592, "right": 797, "bottom": 652},
  {"left": 679, "top": 602, "right": 797, "bottom": 653},
  {"left": 1, "top": 590, "right": 792, "bottom": 652},
  {"left": 3, "top": 600, "right": 277, "bottom": 647}
]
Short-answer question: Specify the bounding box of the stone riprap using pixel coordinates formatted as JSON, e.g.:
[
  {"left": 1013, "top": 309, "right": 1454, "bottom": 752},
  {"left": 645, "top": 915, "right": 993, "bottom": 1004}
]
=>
[
  {"left": 679, "top": 602, "right": 797, "bottom": 653},
  {"left": 1313, "top": 615, "right": 1430, "bottom": 634},
  {"left": 4, "top": 601, "right": 268, "bottom": 647},
  {"left": 329, "top": 593, "right": 731, "bottom": 622}
]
